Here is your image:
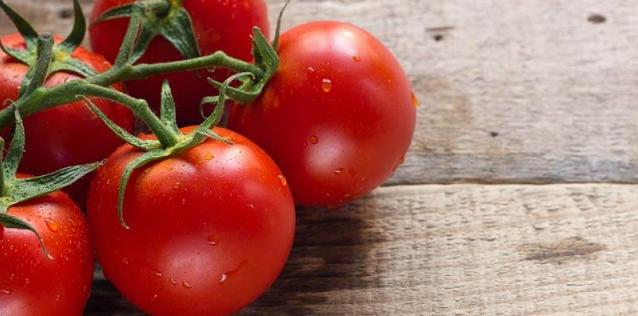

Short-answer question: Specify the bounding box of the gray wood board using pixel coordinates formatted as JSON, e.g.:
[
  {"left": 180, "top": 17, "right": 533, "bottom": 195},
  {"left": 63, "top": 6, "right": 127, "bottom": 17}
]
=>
[
  {"left": 3, "top": 0, "right": 638, "bottom": 185},
  {"left": 88, "top": 184, "right": 638, "bottom": 315}
]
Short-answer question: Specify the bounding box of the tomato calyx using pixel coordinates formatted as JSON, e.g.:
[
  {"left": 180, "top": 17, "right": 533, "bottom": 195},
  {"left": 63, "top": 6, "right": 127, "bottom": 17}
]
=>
[
  {"left": 0, "top": 0, "right": 97, "bottom": 85},
  {"left": 0, "top": 107, "right": 100, "bottom": 258},
  {"left": 200, "top": 0, "right": 292, "bottom": 113},
  {"left": 84, "top": 74, "right": 249, "bottom": 229},
  {"left": 92, "top": 0, "right": 200, "bottom": 64},
  {"left": 0, "top": 1, "right": 267, "bottom": 130}
]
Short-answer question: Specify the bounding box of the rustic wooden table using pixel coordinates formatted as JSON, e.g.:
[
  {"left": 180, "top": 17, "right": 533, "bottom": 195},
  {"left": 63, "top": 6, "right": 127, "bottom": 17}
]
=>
[{"left": 4, "top": 0, "right": 638, "bottom": 314}]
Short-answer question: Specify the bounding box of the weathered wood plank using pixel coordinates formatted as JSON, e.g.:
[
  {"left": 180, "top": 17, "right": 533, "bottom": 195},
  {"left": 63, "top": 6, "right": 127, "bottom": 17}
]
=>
[
  {"left": 3, "top": 0, "right": 638, "bottom": 185},
  {"left": 86, "top": 184, "right": 638, "bottom": 315}
]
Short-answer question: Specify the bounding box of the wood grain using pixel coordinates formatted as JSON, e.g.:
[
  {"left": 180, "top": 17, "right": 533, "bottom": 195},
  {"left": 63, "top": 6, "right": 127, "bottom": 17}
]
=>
[
  {"left": 3, "top": 0, "right": 638, "bottom": 315},
  {"left": 3, "top": 0, "right": 638, "bottom": 185},
  {"left": 85, "top": 184, "right": 638, "bottom": 315}
]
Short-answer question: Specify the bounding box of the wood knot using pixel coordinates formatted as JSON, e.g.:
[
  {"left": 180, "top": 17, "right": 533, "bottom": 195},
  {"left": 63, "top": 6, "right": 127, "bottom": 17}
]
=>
[{"left": 518, "top": 236, "right": 606, "bottom": 264}]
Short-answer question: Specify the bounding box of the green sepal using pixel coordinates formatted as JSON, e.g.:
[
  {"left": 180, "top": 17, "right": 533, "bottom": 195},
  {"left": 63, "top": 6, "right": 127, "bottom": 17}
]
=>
[
  {"left": 92, "top": 3, "right": 133, "bottom": 23},
  {"left": 0, "top": 108, "right": 102, "bottom": 205},
  {"left": 206, "top": 27, "right": 279, "bottom": 105},
  {"left": 116, "top": 150, "right": 171, "bottom": 229},
  {"left": 207, "top": 78, "right": 259, "bottom": 102},
  {"left": 58, "top": 0, "right": 87, "bottom": 53},
  {"left": 272, "top": 0, "right": 292, "bottom": 50},
  {"left": 89, "top": 78, "right": 251, "bottom": 229},
  {"left": 0, "top": 0, "right": 96, "bottom": 87},
  {"left": 160, "top": 81, "right": 180, "bottom": 134},
  {"left": 20, "top": 34, "right": 54, "bottom": 98},
  {"left": 197, "top": 129, "right": 231, "bottom": 144},
  {"left": 189, "top": 72, "right": 249, "bottom": 145},
  {"left": 0, "top": 40, "right": 32, "bottom": 65},
  {"left": 126, "top": 21, "right": 156, "bottom": 64},
  {"left": 0, "top": 108, "right": 100, "bottom": 258},
  {"left": 94, "top": 0, "right": 200, "bottom": 65},
  {"left": 199, "top": 95, "right": 218, "bottom": 119},
  {"left": 81, "top": 96, "right": 159, "bottom": 151},
  {"left": 158, "top": 7, "right": 200, "bottom": 61},
  {"left": 0, "top": 0, "right": 38, "bottom": 46},
  {"left": 49, "top": 57, "right": 97, "bottom": 78},
  {"left": 0, "top": 213, "right": 51, "bottom": 258},
  {"left": 8, "top": 162, "right": 101, "bottom": 204},
  {"left": 3, "top": 106, "right": 25, "bottom": 180}
]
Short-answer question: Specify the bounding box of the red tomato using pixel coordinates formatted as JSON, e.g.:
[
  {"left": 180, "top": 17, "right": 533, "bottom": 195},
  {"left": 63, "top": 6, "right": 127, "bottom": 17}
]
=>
[
  {"left": 0, "top": 33, "right": 134, "bottom": 208},
  {"left": 0, "top": 180, "right": 93, "bottom": 315},
  {"left": 89, "top": 0, "right": 270, "bottom": 125},
  {"left": 228, "top": 21, "right": 417, "bottom": 207},
  {"left": 88, "top": 127, "right": 295, "bottom": 315}
]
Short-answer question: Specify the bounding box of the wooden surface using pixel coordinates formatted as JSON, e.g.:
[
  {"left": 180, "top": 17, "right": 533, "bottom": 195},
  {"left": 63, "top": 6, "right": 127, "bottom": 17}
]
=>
[{"left": 3, "top": 0, "right": 638, "bottom": 315}]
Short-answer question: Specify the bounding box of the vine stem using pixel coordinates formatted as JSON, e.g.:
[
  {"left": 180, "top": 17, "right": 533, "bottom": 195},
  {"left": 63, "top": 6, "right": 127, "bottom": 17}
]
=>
[{"left": 0, "top": 51, "right": 262, "bottom": 129}]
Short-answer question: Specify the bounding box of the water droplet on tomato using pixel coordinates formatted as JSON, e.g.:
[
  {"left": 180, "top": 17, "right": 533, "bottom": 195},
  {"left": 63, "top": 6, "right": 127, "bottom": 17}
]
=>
[
  {"left": 169, "top": 277, "right": 177, "bottom": 285},
  {"left": 152, "top": 271, "right": 163, "bottom": 278},
  {"left": 122, "top": 258, "right": 129, "bottom": 265},
  {"left": 208, "top": 235, "right": 218, "bottom": 246},
  {"left": 9, "top": 273, "right": 14, "bottom": 281},
  {"left": 321, "top": 78, "right": 332, "bottom": 93},
  {"left": 55, "top": 294, "right": 60, "bottom": 301},
  {"left": 411, "top": 91, "right": 420, "bottom": 108},
  {"left": 278, "top": 175, "right": 287, "bottom": 187},
  {"left": 24, "top": 278, "right": 30, "bottom": 285},
  {"left": 247, "top": 203, "right": 255, "bottom": 209},
  {"left": 334, "top": 168, "right": 344, "bottom": 175},
  {"left": 173, "top": 182, "right": 181, "bottom": 190},
  {"left": 352, "top": 54, "right": 361, "bottom": 62},
  {"left": 0, "top": 289, "right": 10, "bottom": 294},
  {"left": 45, "top": 219, "right": 59, "bottom": 232},
  {"left": 309, "top": 135, "right": 319, "bottom": 144},
  {"left": 219, "top": 273, "right": 228, "bottom": 284},
  {"left": 307, "top": 66, "right": 315, "bottom": 73},
  {"left": 182, "top": 281, "right": 193, "bottom": 289},
  {"left": 152, "top": 294, "right": 159, "bottom": 300}
]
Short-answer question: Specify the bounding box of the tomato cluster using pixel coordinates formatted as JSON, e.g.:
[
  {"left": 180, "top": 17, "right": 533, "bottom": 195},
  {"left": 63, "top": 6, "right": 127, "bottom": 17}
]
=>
[{"left": 0, "top": 0, "right": 416, "bottom": 315}]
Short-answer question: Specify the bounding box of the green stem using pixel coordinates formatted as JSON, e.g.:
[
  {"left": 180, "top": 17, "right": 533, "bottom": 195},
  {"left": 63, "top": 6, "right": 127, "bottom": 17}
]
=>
[
  {"left": 113, "top": 3, "right": 143, "bottom": 68},
  {"left": 0, "top": 81, "right": 179, "bottom": 147},
  {"left": 91, "top": 51, "right": 263, "bottom": 87},
  {"left": 0, "top": 50, "right": 262, "bottom": 129},
  {"left": 20, "top": 34, "right": 54, "bottom": 97}
]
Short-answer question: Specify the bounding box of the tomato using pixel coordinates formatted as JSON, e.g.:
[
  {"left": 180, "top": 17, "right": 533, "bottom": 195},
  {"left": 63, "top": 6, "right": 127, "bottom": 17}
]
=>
[
  {"left": 228, "top": 21, "right": 417, "bottom": 207},
  {"left": 89, "top": 0, "right": 270, "bottom": 125},
  {"left": 0, "top": 33, "right": 134, "bottom": 208},
  {"left": 88, "top": 127, "right": 295, "bottom": 315},
  {"left": 0, "top": 180, "right": 93, "bottom": 316}
]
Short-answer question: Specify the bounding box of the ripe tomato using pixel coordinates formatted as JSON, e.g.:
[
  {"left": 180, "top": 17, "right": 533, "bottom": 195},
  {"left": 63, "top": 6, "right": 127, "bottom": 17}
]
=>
[
  {"left": 228, "top": 21, "right": 417, "bottom": 207},
  {"left": 88, "top": 127, "right": 295, "bottom": 315},
  {"left": 0, "top": 33, "right": 134, "bottom": 208},
  {"left": 0, "top": 181, "right": 93, "bottom": 315},
  {"left": 89, "top": 0, "right": 270, "bottom": 125}
]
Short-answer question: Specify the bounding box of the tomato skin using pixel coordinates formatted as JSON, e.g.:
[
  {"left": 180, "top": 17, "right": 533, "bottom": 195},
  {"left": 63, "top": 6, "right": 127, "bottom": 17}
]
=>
[
  {"left": 88, "top": 127, "right": 295, "bottom": 316},
  {"left": 89, "top": 0, "right": 270, "bottom": 125},
  {"left": 0, "top": 180, "right": 93, "bottom": 316},
  {"left": 228, "top": 21, "right": 417, "bottom": 207},
  {"left": 0, "top": 34, "right": 134, "bottom": 208}
]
